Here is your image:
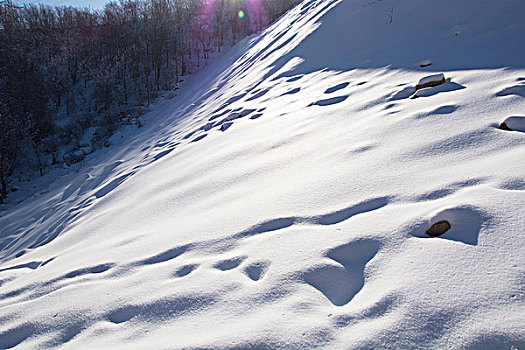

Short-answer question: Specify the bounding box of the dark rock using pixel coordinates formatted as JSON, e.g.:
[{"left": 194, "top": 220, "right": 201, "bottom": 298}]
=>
[
  {"left": 220, "top": 122, "right": 233, "bottom": 131},
  {"left": 415, "top": 73, "right": 446, "bottom": 90},
  {"left": 426, "top": 220, "right": 451, "bottom": 237},
  {"left": 416, "top": 78, "right": 445, "bottom": 90},
  {"left": 499, "top": 122, "right": 512, "bottom": 131}
]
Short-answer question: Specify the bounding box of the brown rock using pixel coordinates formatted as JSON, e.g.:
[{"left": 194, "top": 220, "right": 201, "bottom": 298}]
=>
[
  {"left": 426, "top": 220, "right": 451, "bottom": 237},
  {"left": 416, "top": 78, "right": 445, "bottom": 90},
  {"left": 499, "top": 122, "right": 512, "bottom": 131}
]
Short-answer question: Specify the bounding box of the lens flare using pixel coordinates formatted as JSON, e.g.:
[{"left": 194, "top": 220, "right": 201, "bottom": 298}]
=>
[{"left": 238, "top": 10, "right": 245, "bottom": 19}]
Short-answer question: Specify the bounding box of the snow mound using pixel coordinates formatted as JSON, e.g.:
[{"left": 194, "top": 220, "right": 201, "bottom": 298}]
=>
[{"left": 1, "top": 0, "right": 525, "bottom": 348}]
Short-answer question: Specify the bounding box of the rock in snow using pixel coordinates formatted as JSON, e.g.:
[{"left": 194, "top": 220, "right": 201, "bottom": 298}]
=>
[
  {"left": 500, "top": 116, "right": 525, "bottom": 132},
  {"left": 416, "top": 73, "right": 446, "bottom": 90},
  {"left": 0, "top": 0, "right": 524, "bottom": 349},
  {"left": 426, "top": 220, "right": 451, "bottom": 237},
  {"left": 420, "top": 59, "right": 433, "bottom": 67}
]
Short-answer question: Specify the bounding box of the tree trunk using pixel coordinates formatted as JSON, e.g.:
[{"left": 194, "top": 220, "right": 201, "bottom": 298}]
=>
[
  {"left": 123, "top": 59, "right": 128, "bottom": 106},
  {"left": 66, "top": 91, "right": 70, "bottom": 116},
  {"left": 175, "top": 55, "right": 179, "bottom": 83},
  {"left": 0, "top": 170, "right": 6, "bottom": 204},
  {"left": 31, "top": 139, "right": 43, "bottom": 177},
  {"left": 181, "top": 51, "right": 186, "bottom": 76},
  {"left": 156, "top": 63, "right": 161, "bottom": 92}
]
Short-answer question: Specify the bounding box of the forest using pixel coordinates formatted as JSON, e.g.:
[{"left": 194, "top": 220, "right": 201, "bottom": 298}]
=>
[{"left": 0, "top": 0, "right": 298, "bottom": 203}]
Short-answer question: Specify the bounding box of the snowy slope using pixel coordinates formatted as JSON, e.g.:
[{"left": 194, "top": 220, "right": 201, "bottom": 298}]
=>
[{"left": 1, "top": 0, "right": 525, "bottom": 348}]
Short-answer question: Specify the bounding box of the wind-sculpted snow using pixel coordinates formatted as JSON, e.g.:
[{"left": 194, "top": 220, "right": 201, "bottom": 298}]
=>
[
  {"left": 1, "top": 0, "right": 525, "bottom": 348},
  {"left": 302, "top": 239, "right": 380, "bottom": 306}
]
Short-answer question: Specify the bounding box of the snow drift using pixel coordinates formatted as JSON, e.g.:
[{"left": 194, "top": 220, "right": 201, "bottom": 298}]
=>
[{"left": 1, "top": 0, "right": 525, "bottom": 348}]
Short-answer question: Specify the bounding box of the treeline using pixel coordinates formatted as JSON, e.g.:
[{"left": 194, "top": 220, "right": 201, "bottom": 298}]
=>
[{"left": 0, "top": 0, "right": 298, "bottom": 203}]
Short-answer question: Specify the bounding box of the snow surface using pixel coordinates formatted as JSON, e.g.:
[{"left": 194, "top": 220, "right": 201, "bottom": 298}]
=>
[{"left": 1, "top": 0, "right": 525, "bottom": 349}]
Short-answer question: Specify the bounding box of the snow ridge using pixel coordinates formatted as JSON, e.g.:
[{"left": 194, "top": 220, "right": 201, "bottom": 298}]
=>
[{"left": 1, "top": 0, "right": 524, "bottom": 349}]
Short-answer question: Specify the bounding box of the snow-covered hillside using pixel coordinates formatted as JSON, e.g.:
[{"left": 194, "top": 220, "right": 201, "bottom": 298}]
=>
[{"left": 1, "top": 0, "right": 525, "bottom": 348}]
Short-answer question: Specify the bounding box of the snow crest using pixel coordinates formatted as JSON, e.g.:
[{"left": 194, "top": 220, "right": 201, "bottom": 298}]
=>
[{"left": 1, "top": 0, "right": 525, "bottom": 348}]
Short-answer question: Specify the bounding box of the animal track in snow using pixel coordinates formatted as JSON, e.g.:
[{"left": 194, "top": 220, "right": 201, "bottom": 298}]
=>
[
  {"left": 244, "top": 261, "right": 270, "bottom": 281},
  {"left": 151, "top": 148, "right": 174, "bottom": 162},
  {"left": 0, "top": 198, "right": 390, "bottom": 322},
  {"left": 191, "top": 134, "right": 207, "bottom": 143},
  {"left": 94, "top": 172, "right": 134, "bottom": 199},
  {"left": 237, "top": 217, "right": 296, "bottom": 238},
  {"left": 183, "top": 129, "right": 198, "bottom": 139},
  {"left": 414, "top": 104, "right": 459, "bottom": 119},
  {"left": 212, "top": 108, "right": 258, "bottom": 131},
  {"left": 209, "top": 108, "right": 232, "bottom": 122},
  {"left": 260, "top": 33, "right": 298, "bottom": 61},
  {"left": 302, "top": 239, "right": 380, "bottom": 306},
  {"left": 430, "top": 105, "right": 459, "bottom": 114},
  {"left": 413, "top": 178, "right": 485, "bottom": 202},
  {"left": 0, "top": 258, "right": 54, "bottom": 273},
  {"left": 496, "top": 84, "right": 525, "bottom": 98},
  {"left": 135, "top": 245, "right": 191, "bottom": 266},
  {"left": 0, "top": 261, "right": 115, "bottom": 303},
  {"left": 213, "top": 256, "right": 247, "bottom": 271},
  {"left": 213, "top": 93, "right": 247, "bottom": 113},
  {"left": 324, "top": 82, "right": 350, "bottom": 94},
  {"left": 233, "top": 109, "right": 257, "bottom": 119},
  {"left": 383, "top": 103, "right": 397, "bottom": 110},
  {"left": 311, "top": 197, "right": 390, "bottom": 226},
  {"left": 281, "top": 87, "right": 301, "bottom": 95},
  {"left": 309, "top": 95, "right": 348, "bottom": 107},
  {"left": 496, "top": 178, "right": 525, "bottom": 191},
  {"left": 174, "top": 264, "right": 199, "bottom": 278},
  {"left": 286, "top": 75, "right": 303, "bottom": 82},
  {"left": 246, "top": 89, "right": 270, "bottom": 101},
  {"left": 348, "top": 143, "right": 376, "bottom": 154},
  {"left": 60, "top": 263, "right": 114, "bottom": 279},
  {"left": 2, "top": 195, "right": 385, "bottom": 299},
  {"left": 201, "top": 122, "right": 215, "bottom": 131},
  {"left": 233, "top": 197, "right": 390, "bottom": 240},
  {"left": 106, "top": 295, "right": 217, "bottom": 324},
  {"left": 391, "top": 86, "right": 416, "bottom": 100}
]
